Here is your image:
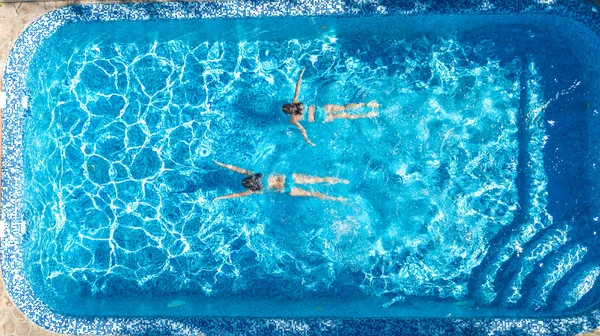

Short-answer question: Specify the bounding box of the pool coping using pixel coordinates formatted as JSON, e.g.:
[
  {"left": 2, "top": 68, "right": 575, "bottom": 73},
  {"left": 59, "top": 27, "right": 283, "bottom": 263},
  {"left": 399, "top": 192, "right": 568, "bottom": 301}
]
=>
[{"left": 3, "top": 0, "right": 600, "bottom": 334}]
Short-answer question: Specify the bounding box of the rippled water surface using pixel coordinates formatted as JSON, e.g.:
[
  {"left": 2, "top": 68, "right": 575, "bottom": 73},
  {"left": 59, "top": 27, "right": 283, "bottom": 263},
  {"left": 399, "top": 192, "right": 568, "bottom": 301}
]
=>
[{"left": 22, "top": 16, "right": 600, "bottom": 317}]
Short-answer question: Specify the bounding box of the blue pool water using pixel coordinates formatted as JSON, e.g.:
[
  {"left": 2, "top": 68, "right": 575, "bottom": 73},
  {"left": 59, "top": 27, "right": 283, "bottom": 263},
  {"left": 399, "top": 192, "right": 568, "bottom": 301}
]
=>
[{"left": 22, "top": 15, "right": 600, "bottom": 318}]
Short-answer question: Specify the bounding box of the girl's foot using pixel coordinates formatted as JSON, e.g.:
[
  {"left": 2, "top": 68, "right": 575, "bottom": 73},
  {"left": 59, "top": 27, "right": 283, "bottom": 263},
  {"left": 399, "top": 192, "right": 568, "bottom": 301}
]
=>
[
  {"left": 367, "top": 100, "right": 379, "bottom": 109},
  {"left": 366, "top": 111, "right": 379, "bottom": 118}
]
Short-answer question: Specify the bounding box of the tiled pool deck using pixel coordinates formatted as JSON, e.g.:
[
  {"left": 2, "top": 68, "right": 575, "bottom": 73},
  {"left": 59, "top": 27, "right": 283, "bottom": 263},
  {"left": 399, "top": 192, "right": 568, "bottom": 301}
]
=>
[
  {"left": 0, "top": 3, "right": 64, "bottom": 333},
  {"left": 1, "top": 1, "right": 600, "bottom": 335}
]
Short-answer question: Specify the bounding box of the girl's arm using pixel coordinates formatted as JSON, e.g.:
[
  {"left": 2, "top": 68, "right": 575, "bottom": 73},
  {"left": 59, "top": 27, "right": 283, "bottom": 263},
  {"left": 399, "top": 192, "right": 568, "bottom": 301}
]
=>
[{"left": 213, "top": 160, "right": 253, "bottom": 176}]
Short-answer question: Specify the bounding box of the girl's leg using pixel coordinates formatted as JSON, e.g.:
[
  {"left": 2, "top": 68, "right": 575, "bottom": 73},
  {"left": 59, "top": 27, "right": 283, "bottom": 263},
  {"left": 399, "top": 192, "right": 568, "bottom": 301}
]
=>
[
  {"left": 293, "top": 173, "right": 349, "bottom": 185},
  {"left": 323, "top": 111, "right": 379, "bottom": 123},
  {"left": 343, "top": 102, "right": 367, "bottom": 110},
  {"left": 324, "top": 101, "right": 379, "bottom": 114},
  {"left": 366, "top": 100, "right": 379, "bottom": 109},
  {"left": 322, "top": 100, "right": 380, "bottom": 122},
  {"left": 324, "top": 104, "right": 347, "bottom": 114},
  {"left": 290, "top": 187, "right": 347, "bottom": 202}
]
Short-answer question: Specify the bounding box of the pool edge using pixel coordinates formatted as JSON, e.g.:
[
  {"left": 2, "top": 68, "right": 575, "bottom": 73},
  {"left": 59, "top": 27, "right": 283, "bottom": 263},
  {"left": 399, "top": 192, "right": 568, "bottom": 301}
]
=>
[{"left": 3, "top": 1, "right": 600, "bottom": 335}]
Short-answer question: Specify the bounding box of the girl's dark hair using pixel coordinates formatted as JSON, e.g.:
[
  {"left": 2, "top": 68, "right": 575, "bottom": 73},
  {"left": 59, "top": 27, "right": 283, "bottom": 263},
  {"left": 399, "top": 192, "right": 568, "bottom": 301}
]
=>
[
  {"left": 282, "top": 103, "right": 304, "bottom": 116},
  {"left": 241, "top": 173, "right": 263, "bottom": 192}
]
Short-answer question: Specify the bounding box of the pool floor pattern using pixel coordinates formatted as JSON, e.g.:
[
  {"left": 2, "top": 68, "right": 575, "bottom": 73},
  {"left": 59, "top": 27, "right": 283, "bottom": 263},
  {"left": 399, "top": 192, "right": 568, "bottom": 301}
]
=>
[{"left": 0, "top": 2, "right": 179, "bottom": 335}]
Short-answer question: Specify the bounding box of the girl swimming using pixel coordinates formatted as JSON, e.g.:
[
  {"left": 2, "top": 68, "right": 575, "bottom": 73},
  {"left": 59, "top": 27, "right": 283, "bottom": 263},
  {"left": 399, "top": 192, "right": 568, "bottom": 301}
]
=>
[
  {"left": 282, "top": 67, "right": 380, "bottom": 146},
  {"left": 212, "top": 160, "right": 348, "bottom": 202}
]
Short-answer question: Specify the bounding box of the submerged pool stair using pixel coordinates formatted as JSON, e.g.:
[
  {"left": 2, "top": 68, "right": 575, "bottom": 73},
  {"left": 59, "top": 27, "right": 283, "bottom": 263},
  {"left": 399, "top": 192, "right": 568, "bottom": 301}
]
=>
[{"left": 467, "top": 58, "right": 600, "bottom": 314}]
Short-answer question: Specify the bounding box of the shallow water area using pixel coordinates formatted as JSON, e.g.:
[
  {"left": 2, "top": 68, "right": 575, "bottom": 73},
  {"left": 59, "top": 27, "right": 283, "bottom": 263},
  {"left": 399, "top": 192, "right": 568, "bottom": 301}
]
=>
[{"left": 21, "top": 14, "right": 600, "bottom": 318}]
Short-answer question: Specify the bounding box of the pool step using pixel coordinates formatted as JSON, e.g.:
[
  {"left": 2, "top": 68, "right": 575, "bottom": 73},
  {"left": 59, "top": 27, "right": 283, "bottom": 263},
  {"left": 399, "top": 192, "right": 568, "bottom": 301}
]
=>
[
  {"left": 498, "top": 225, "right": 569, "bottom": 307},
  {"left": 553, "top": 263, "right": 600, "bottom": 312},
  {"left": 526, "top": 244, "right": 588, "bottom": 310},
  {"left": 469, "top": 58, "right": 552, "bottom": 306}
]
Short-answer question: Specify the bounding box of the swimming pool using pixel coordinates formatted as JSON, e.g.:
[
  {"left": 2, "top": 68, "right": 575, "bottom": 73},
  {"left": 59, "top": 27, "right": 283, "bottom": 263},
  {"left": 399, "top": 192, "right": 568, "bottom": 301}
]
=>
[{"left": 4, "top": 0, "right": 600, "bottom": 334}]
